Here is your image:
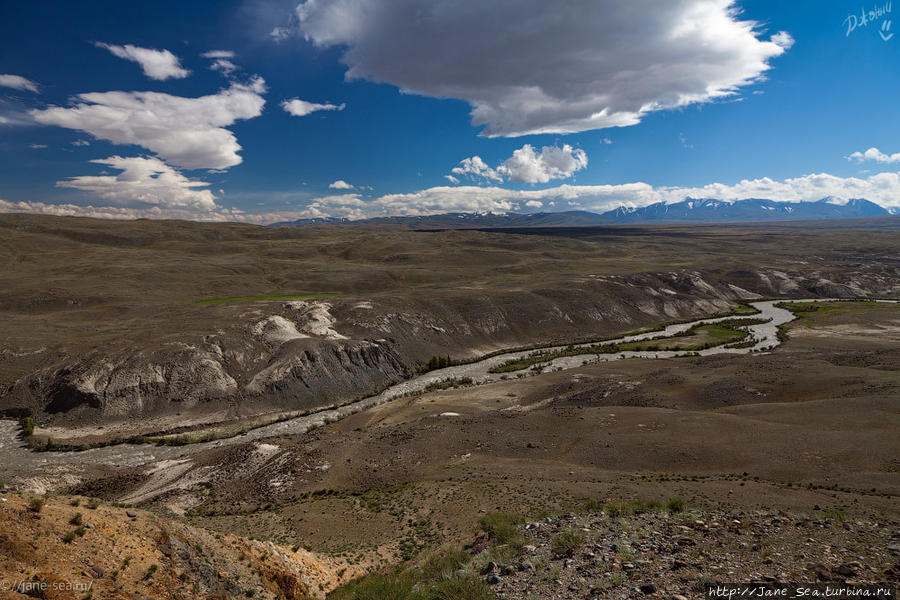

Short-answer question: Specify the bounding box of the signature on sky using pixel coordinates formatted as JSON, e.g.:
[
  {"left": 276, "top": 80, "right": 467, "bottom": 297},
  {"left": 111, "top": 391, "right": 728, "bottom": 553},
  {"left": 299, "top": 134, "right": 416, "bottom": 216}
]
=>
[{"left": 843, "top": 2, "right": 893, "bottom": 41}]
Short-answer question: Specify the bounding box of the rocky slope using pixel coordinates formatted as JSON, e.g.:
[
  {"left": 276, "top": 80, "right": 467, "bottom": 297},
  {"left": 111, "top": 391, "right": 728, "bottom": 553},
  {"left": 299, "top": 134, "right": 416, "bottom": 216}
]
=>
[
  {"left": 456, "top": 505, "right": 900, "bottom": 599},
  {"left": 0, "top": 492, "right": 355, "bottom": 600}
]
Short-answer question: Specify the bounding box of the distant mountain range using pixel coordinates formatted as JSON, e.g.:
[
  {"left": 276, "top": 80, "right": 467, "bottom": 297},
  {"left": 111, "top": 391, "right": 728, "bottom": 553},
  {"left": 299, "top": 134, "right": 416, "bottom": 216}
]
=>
[{"left": 272, "top": 197, "right": 896, "bottom": 228}]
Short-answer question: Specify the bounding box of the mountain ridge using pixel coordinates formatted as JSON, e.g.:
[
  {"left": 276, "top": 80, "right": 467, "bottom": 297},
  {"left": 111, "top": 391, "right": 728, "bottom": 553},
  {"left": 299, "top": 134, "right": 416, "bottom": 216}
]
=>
[{"left": 271, "top": 197, "right": 894, "bottom": 228}]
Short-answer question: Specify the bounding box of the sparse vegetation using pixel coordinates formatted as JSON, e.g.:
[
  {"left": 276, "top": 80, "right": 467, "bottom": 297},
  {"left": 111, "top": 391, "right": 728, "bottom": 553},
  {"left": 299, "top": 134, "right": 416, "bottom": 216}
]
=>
[
  {"left": 20, "top": 416, "right": 34, "bottom": 438},
  {"left": 424, "top": 377, "right": 473, "bottom": 392},
  {"left": 550, "top": 529, "right": 584, "bottom": 557},
  {"left": 822, "top": 508, "right": 847, "bottom": 522},
  {"left": 666, "top": 497, "right": 686, "bottom": 513},
  {"left": 27, "top": 497, "right": 44, "bottom": 513},
  {"left": 478, "top": 513, "right": 520, "bottom": 545}
]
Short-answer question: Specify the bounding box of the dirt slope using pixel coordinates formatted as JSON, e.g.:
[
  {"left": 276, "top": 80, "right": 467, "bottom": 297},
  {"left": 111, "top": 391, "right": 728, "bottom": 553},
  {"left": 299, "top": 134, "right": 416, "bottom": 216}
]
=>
[{"left": 0, "top": 493, "right": 357, "bottom": 599}]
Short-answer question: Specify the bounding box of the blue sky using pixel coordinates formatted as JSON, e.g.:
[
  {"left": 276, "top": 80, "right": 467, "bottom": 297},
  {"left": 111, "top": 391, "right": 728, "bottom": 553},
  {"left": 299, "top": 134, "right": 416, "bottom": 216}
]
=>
[{"left": 1, "top": 0, "right": 899, "bottom": 222}]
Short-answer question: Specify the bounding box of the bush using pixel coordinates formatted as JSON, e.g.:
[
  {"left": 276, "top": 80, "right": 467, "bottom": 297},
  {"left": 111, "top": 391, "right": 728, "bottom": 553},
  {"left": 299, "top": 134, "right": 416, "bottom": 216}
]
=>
[
  {"left": 550, "top": 529, "right": 584, "bottom": 558},
  {"left": 28, "top": 497, "right": 44, "bottom": 513},
  {"left": 419, "top": 545, "right": 470, "bottom": 582},
  {"left": 20, "top": 417, "right": 35, "bottom": 437},
  {"left": 328, "top": 572, "right": 414, "bottom": 600},
  {"left": 416, "top": 575, "right": 494, "bottom": 600},
  {"left": 666, "top": 497, "right": 686, "bottom": 513},
  {"left": 62, "top": 531, "right": 76, "bottom": 544},
  {"left": 477, "top": 513, "right": 519, "bottom": 545},
  {"left": 69, "top": 512, "right": 83, "bottom": 526},
  {"left": 86, "top": 498, "right": 99, "bottom": 509},
  {"left": 822, "top": 508, "right": 846, "bottom": 522},
  {"left": 142, "top": 564, "right": 158, "bottom": 580}
]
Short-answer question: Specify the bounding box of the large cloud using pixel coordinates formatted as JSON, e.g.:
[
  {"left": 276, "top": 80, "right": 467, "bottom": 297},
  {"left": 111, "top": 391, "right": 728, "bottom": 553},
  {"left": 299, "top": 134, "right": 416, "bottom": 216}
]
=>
[
  {"left": 95, "top": 43, "right": 190, "bottom": 80},
  {"left": 294, "top": 0, "right": 792, "bottom": 136},
  {"left": 0, "top": 198, "right": 324, "bottom": 224},
  {"left": 31, "top": 79, "right": 266, "bottom": 170},
  {"left": 499, "top": 144, "right": 587, "bottom": 184},
  {"left": 0, "top": 74, "right": 39, "bottom": 93},
  {"left": 450, "top": 144, "right": 588, "bottom": 184},
  {"left": 8, "top": 169, "right": 900, "bottom": 224},
  {"left": 321, "top": 170, "right": 900, "bottom": 219},
  {"left": 56, "top": 156, "right": 217, "bottom": 210}
]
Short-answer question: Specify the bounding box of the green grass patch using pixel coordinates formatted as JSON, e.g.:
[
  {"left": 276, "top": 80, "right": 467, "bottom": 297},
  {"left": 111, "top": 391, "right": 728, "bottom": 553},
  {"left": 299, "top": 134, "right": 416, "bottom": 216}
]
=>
[
  {"left": 424, "top": 377, "right": 474, "bottom": 393},
  {"left": 194, "top": 292, "right": 343, "bottom": 305}
]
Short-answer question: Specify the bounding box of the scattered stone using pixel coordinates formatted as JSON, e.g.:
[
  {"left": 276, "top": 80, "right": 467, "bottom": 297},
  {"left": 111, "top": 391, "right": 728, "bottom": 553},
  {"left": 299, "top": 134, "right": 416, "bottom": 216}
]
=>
[{"left": 480, "top": 561, "right": 498, "bottom": 575}]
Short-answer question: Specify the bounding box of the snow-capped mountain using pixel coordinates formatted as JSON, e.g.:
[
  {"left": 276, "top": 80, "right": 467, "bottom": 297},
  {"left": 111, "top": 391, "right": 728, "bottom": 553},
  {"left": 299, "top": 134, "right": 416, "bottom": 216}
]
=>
[{"left": 271, "top": 198, "right": 893, "bottom": 228}]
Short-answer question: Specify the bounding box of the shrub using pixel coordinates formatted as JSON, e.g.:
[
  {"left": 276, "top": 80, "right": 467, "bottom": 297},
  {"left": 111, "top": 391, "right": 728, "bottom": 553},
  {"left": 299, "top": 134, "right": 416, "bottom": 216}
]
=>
[
  {"left": 70, "top": 498, "right": 81, "bottom": 507},
  {"left": 667, "top": 497, "right": 686, "bottom": 513},
  {"left": 86, "top": 498, "right": 99, "bottom": 509},
  {"left": 419, "top": 545, "right": 470, "bottom": 582},
  {"left": 74, "top": 526, "right": 86, "bottom": 537},
  {"left": 62, "top": 531, "right": 76, "bottom": 544},
  {"left": 20, "top": 417, "right": 34, "bottom": 437},
  {"left": 416, "top": 575, "right": 494, "bottom": 600},
  {"left": 28, "top": 497, "right": 44, "bottom": 513},
  {"left": 69, "top": 512, "right": 82, "bottom": 525},
  {"left": 822, "top": 508, "right": 846, "bottom": 522},
  {"left": 477, "top": 513, "right": 519, "bottom": 545},
  {"left": 142, "top": 564, "right": 158, "bottom": 580},
  {"left": 328, "top": 572, "right": 414, "bottom": 600},
  {"left": 550, "top": 529, "right": 584, "bottom": 558}
]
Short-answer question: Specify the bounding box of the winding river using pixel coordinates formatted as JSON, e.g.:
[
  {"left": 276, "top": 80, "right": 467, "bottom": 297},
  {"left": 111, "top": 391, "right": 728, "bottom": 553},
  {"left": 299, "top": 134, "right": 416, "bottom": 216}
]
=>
[{"left": 0, "top": 298, "right": 895, "bottom": 475}]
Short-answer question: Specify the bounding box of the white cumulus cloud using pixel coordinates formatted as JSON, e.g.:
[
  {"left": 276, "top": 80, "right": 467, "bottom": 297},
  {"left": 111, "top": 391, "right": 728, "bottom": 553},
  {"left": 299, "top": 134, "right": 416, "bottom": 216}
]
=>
[
  {"left": 847, "top": 147, "right": 900, "bottom": 164},
  {"left": 450, "top": 144, "right": 587, "bottom": 184},
  {"left": 31, "top": 78, "right": 267, "bottom": 170},
  {"left": 305, "top": 169, "right": 900, "bottom": 219},
  {"left": 56, "top": 155, "right": 218, "bottom": 210},
  {"left": 329, "top": 180, "right": 354, "bottom": 189},
  {"left": 294, "top": 0, "right": 791, "bottom": 136},
  {"left": 499, "top": 144, "right": 588, "bottom": 184},
  {"left": 56, "top": 156, "right": 216, "bottom": 211},
  {"left": 450, "top": 156, "right": 503, "bottom": 183},
  {"left": 281, "top": 98, "right": 345, "bottom": 117},
  {"left": 95, "top": 43, "right": 191, "bottom": 80},
  {"left": 8, "top": 169, "right": 900, "bottom": 225},
  {"left": 0, "top": 74, "right": 39, "bottom": 93}
]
